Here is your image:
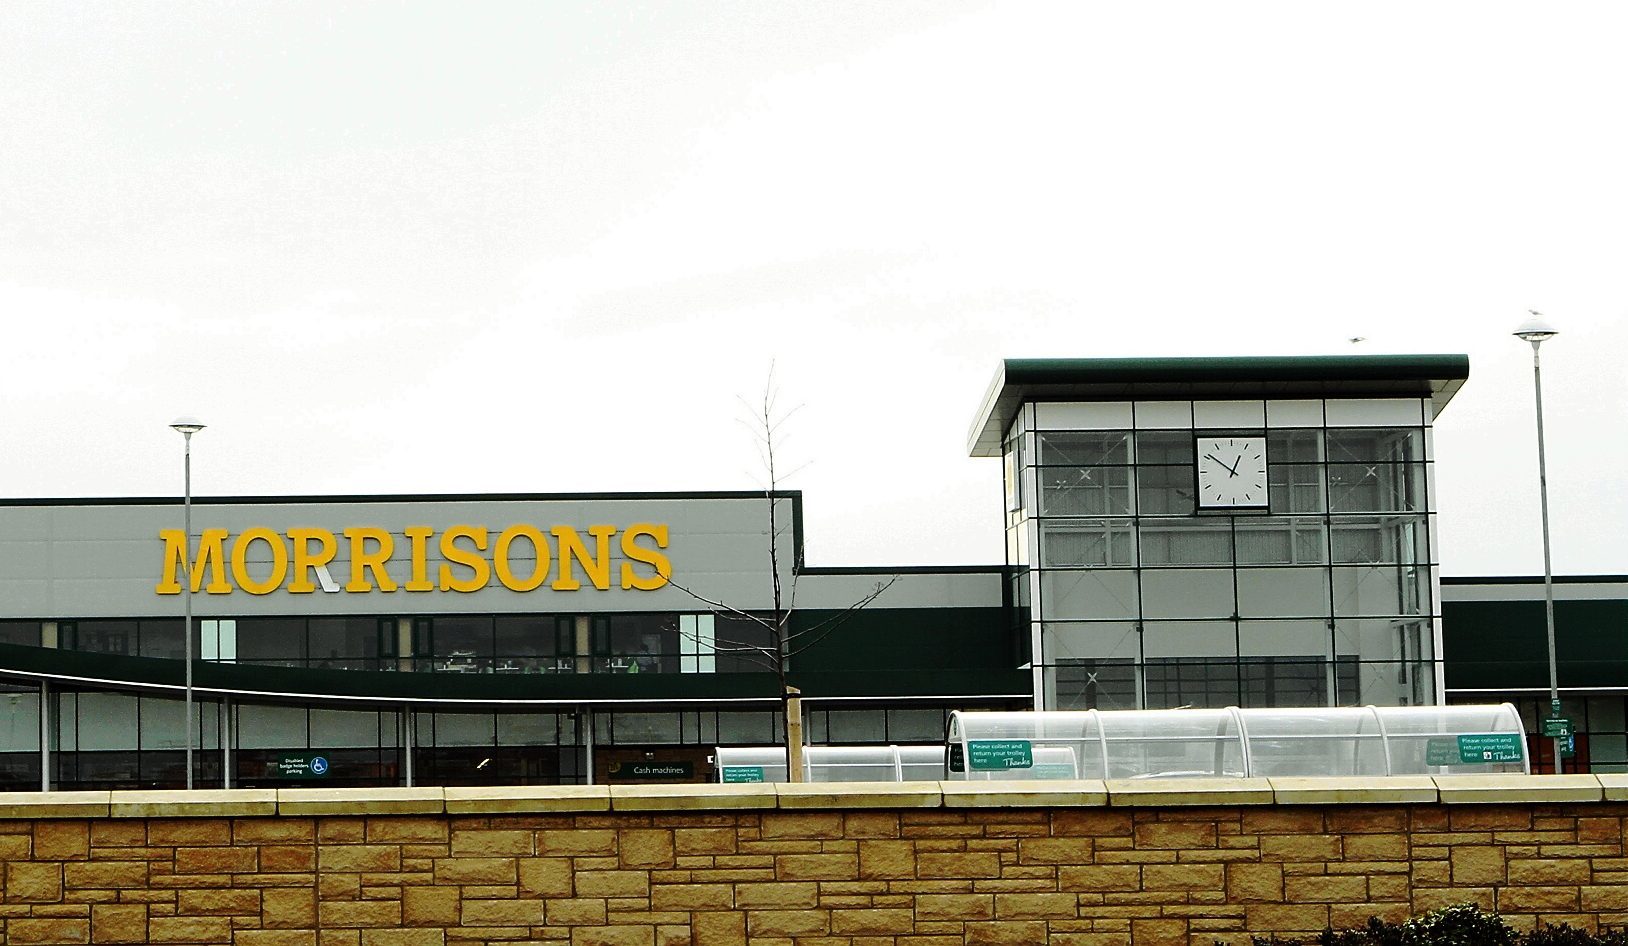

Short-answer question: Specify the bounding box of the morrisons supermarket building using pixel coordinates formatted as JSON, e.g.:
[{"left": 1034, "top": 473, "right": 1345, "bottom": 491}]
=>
[{"left": 0, "top": 355, "right": 1621, "bottom": 789}]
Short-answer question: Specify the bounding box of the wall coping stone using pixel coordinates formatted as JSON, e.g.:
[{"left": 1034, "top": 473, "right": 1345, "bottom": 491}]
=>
[
  {"left": 1268, "top": 776, "right": 1438, "bottom": 804},
  {"left": 275, "top": 786, "right": 446, "bottom": 815},
  {"left": 608, "top": 782, "right": 778, "bottom": 811},
  {"left": 1105, "top": 777, "right": 1276, "bottom": 806},
  {"left": 775, "top": 781, "right": 943, "bottom": 809},
  {"left": 941, "top": 779, "right": 1109, "bottom": 808},
  {"left": 3, "top": 776, "right": 1610, "bottom": 818},
  {"left": 110, "top": 788, "right": 277, "bottom": 818},
  {"left": 1433, "top": 773, "right": 1604, "bottom": 803},
  {"left": 444, "top": 784, "right": 611, "bottom": 814},
  {"left": 0, "top": 790, "right": 111, "bottom": 818}
]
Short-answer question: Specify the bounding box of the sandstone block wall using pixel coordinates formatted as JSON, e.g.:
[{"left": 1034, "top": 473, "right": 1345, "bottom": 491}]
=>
[{"left": 0, "top": 777, "right": 1627, "bottom": 945}]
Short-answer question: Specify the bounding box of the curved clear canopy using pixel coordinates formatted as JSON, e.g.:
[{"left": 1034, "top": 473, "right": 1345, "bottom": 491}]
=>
[
  {"left": 946, "top": 705, "right": 1528, "bottom": 780},
  {"left": 714, "top": 745, "right": 945, "bottom": 783}
]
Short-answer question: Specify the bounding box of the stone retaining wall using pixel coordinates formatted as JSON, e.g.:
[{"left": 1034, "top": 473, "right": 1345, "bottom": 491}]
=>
[{"left": 1, "top": 775, "right": 1627, "bottom": 945}]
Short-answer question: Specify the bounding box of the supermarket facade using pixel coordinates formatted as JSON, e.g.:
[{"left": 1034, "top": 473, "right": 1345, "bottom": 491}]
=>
[{"left": 0, "top": 354, "right": 1622, "bottom": 789}]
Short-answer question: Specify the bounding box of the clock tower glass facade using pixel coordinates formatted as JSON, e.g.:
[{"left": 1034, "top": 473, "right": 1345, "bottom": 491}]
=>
[{"left": 994, "top": 380, "right": 1444, "bottom": 713}]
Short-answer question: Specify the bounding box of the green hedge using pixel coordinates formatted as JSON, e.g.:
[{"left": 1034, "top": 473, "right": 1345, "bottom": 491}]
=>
[{"left": 1236, "top": 904, "right": 1628, "bottom": 946}]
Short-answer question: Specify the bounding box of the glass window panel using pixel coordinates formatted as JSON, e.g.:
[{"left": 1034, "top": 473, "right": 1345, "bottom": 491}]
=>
[
  {"left": 1332, "top": 565, "right": 1430, "bottom": 617},
  {"left": 236, "top": 618, "right": 307, "bottom": 666},
  {"left": 68, "top": 621, "right": 136, "bottom": 656},
  {"left": 0, "top": 622, "right": 42, "bottom": 647},
  {"left": 1588, "top": 698, "right": 1627, "bottom": 735},
  {"left": 495, "top": 713, "right": 562, "bottom": 746},
  {"left": 431, "top": 617, "right": 493, "bottom": 670},
  {"left": 1591, "top": 735, "right": 1628, "bottom": 771},
  {"left": 886, "top": 709, "right": 946, "bottom": 743},
  {"left": 1328, "top": 462, "right": 1426, "bottom": 513},
  {"left": 1136, "top": 465, "right": 1195, "bottom": 516},
  {"left": 74, "top": 693, "right": 140, "bottom": 751},
  {"left": 1039, "top": 571, "right": 1139, "bottom": 621},
  {"left": 608, "top": 712, "right": 682, "bottom": 744},
  {"left": 1236, "top": 567, "right": 1332, "bottom": 618},
  {"left": 1044, "top": 622, "right": 1140, "bottom": 661},
  {"left": 1039, "top": 467, "right": 1133, "bottom": 516},
  {"left": 716, "top": 712, "right": 776, "bottom": 744},
  {"left": 1238, "top": 620, "right": 1330, "bottom": 658},
  {"left": 1134, "top": 432, "right": 1195, "bottom": 465},
  {"left": 1141, "top": 569, "right": 1235, "bottom": 619},
  {"left": 1048, "top": 660, "right": 1138, "bottom": 711},
  {"left": 601, "top": 614, "right": 679, "bottom": 674},
  {"left": 308, "top": 708, "right": 383, "bottom": 749},
  {"left": 1037, "top": 432, "right": 1130, "bottom": 466},
  {"left": 716, "top": 615, "right": 773, "bottom": 673},
  {"left": 138, "top": 620, "right": 185, "bottom": 661},
  {"left": 1142, "top": 620, "right": 1236, "bottom": 658},
  {"left": 1236, "top": 517, "right": 1328, "bottom": 564},
  {"left": 237, "top": 704, "right": 307, "bottom": 750},
  {"left": 1341, "top": 657, "right": 1435, "bottom": 707},
  {"left": 1039, "top": 519, "right": 1135, "bottom": 567},
  {"left": 1335, "top": 616, "right": 1433, "bottom": 667},
  {"left": 1268, "top": 464, "right": 1326, "bottom": 515},
  {"left": 1327, "top": 427, "right": 1424, "bottom": 462},
  {"left": 1144, "top": 657, "right": 1239, "bottom": 709},
  {"left": 1239, "top": 658, "right": 1328, "bottom": 709},
  {"left": 1139, "top": 521, "right": 1234, "bottom": 566},
  {"left": 138, "top": 696, "right": 186, "bottom": 751},
  {"left": 493, "top": 616, "right": 557, "bottom": 673},
  {"left": 1267, "top": 429, "right": 1322, "bottom": 462},
  {"left": 0, "top": 691, "right": 40, "bottom": 751},
  {"left": 826, "top": 710, "right": 887, "bottom": 743},
  {"left": 1330, "top": 517, "right": 1428, "bottom": 565},
  {"left": 308, "top": 618, "right": 381, "bottom": 671},
  {"left": 425, "top": 713, "right": 495, "bottom": 747}
]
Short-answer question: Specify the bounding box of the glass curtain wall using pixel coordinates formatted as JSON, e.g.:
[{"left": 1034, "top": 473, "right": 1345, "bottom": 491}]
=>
[{"left": 1008, "top": 398, "right": 1439, "bottom": 711}]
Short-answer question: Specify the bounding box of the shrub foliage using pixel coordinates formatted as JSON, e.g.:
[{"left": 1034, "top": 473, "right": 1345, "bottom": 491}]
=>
[{"left": 1235, "top": 904, "right": 1628, "bottom": 946}]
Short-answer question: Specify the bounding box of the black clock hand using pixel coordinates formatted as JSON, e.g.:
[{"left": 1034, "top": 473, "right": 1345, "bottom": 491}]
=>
[{"left": 1225, "top": 455, "right": 1242, "bottom": 477}]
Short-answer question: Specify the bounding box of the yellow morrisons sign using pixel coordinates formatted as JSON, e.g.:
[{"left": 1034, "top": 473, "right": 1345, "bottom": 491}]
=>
[{"left": 155, "top": 524, "right": 671, "bottom": 596}]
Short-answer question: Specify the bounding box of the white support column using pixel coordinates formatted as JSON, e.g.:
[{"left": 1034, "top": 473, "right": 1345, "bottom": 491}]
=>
[
  {"left": 38, "top": 681, "right": 50, "bottom": 792},
  {"left": 583, "top": 707, "right": 595, "bottom": 786},
  {"left": 403, "top": 704, "right": 415, "bottom": 788},
  {"left": 222, "top": 697, "right": 233, "bottom": 789}
]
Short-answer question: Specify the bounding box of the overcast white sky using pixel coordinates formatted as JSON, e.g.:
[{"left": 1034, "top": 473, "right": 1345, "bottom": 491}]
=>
[{"left": 1, "top": 2, "right": 1624, "bottom": 576}]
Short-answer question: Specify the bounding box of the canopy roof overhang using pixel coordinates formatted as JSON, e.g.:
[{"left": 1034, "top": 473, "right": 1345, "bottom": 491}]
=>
[{"left": 968, "top": 354, "right": 1471, "bottom": 456}]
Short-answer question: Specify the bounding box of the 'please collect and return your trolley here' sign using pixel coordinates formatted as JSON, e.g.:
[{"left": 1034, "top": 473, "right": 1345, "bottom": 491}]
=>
[
  {"left": 1425, "top": 733, "right": 1525, "bottom": 766},
  {"left": 966, "top": 739, "right": 1034, "bottom": 771}
]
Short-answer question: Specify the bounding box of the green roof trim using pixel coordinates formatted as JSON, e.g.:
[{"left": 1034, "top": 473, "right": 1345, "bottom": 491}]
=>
[{"left": 969, "top": 353, "right": 1471, "bottom": 456}]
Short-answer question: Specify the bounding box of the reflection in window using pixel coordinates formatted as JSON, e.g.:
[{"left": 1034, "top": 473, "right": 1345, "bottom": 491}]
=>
[{"left": 1040, "top": 519, "right": 1135, "bottom": 567}]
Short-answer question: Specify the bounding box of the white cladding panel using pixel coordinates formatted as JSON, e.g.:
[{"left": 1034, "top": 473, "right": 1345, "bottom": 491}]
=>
[{"left": 0, "top": 497, "right": 796, "bottom": 619}]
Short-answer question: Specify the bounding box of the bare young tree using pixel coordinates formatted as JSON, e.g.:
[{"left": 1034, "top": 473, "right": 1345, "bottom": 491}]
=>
[{"left": 665, "top": 370, "right": 895, "bottom": 782}]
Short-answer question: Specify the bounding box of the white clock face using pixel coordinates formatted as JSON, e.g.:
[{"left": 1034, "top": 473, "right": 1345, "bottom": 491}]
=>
[{"left": 1195, "top": 436, "right": 1269, "bottom": 510}]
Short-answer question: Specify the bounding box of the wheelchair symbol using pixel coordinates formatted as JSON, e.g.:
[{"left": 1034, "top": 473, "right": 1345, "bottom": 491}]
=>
[{"left": 310, "top": 756, "right": 329, "bottom": 776}]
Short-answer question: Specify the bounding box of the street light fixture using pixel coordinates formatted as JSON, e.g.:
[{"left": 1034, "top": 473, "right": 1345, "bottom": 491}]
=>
[
  {"left": 170, "top": 416, "right": 205, "bottom": 789},
  {"left": 1513, "top": 314, "right": 1561, "bottom": 772}
]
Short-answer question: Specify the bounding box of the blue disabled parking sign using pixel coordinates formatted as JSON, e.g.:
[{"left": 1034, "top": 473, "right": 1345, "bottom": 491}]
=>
[
  {"left": 276, "top": 753, "right": 332, "bottom": 779},
  {"left": 309, "top": 756, "right": 329, "bottom": 776}
]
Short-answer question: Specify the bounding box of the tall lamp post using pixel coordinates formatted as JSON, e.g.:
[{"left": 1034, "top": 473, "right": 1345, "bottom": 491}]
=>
[
  {"left": 1513, "top": 314, "right": 1561, "bottom": 772},
  {"left": 170, "top": 416, "right": 205, "bottom": 790}
]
